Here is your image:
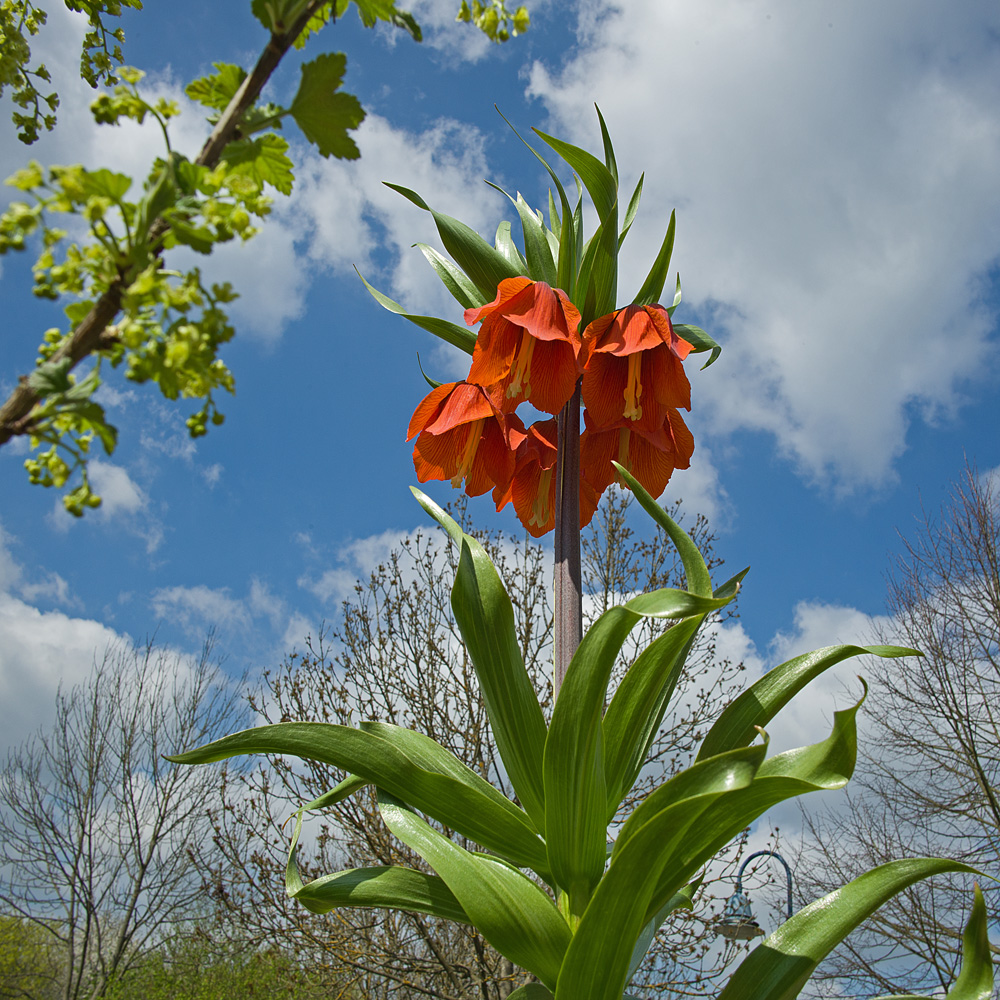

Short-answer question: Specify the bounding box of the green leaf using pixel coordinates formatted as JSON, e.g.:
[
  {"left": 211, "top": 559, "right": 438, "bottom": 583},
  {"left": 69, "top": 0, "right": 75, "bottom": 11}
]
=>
[
  {"left": 285, "top": 809, "right": 469, "bottom": 923},
  {"left": 289, "top": 53, "right": 365, "bottom": 159},
  {"left": 417, "top": 243, "right": 486, "bottom": 309},
  {"left": 384, "top": 181, "right": 523, "bottom": 299},
  {"left": 717, "top": 860, "right": 981, "bottom": 1000},
  {"left": 451, "top": 535, "right": 549, "bottom": 833},
  {"left": 534, "top": 126, "right": 617, "bottom": 224},
  {"left": 619, "top": 173, "right": 643, "bottom": 248},
  {"left": 646, "top": 695, "right": 864, "bottom": 922},
  {"left": 613, "top": 462, "right": 713, "bottom": 597},
  {"left": 673, "top": 323, "right": 722, "bottom": 369},
  {"left": 632, "top": 210, "right": 675, "bottom": 306},
  {"left": 545, "top": 587, "right": 735, "bottom": 909},
  {"left": 595, "top": 105, "right": 618, "bottom": 184},
  {"left": 626, "top": 880, "right": 701, "bottom": 983},
  {"left": 945, "top": 884, "right": 994, "bottom": 1000},
  {"left": 379, "top": 792, "right": 570, "bottom": 989},
  {"left": 167, "top": 721, "right": 548, "bottom": 873},
  {"left": 576, "top": 209, "right": 619, "bottom": 328},
  {"left": 603, "top": 615, "right": 704, "bottom": 818},
  {"left": 513, "top": 191, "right": 558, "bottom": 286},
  {"left": 697, "top": 644, "right": 920, "bottom": 762},
  {"left": 555, "top": 748, "right": 762, "bottom": 1000},
  {"left": 495, "top": 219, "right": 528, "bottom": 270},
  {"left": 185, "top": 62, "right": 246, "bottom": 112},
  {"left": 220, "top": 133, "right": 294, "bottom": 195},
  {"left": 508, "top": 987, "right": 554, "bottom": 1000},
  {"left": 357, "top": 270, "right": 477, "bottom": 356}
]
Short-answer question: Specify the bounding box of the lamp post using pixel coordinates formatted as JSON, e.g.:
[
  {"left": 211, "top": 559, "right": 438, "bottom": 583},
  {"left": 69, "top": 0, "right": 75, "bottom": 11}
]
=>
[{"left": 717, "top": 850, "right": 794, "bottom": 941}]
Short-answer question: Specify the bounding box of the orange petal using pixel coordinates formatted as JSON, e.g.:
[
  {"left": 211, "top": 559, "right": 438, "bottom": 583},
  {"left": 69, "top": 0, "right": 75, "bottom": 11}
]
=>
[
  {"left": 407, "top": 382, "right": 459, "bottom": 441},
  {"left": 645, "top": 345, "right": 692, "bottom": 411},
  {"left": 423, "top": 382, "right": 494, "bottom": 435},
  {"left": 464, "top": 276, "right": 533, "bottom": 326}
]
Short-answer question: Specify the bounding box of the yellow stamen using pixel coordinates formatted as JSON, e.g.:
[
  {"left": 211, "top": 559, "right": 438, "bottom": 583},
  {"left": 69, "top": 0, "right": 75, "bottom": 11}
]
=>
[
  {"left": 451, "top": 419, "right": 485, "bottom": 487},
  {"left": 507, "top": 332, "right": 536, "bottom": 401},
  {"left": 530, "top": 469, "right": 553, "bottom": 528},
  {"left": 623, "top": 353, "right": 643, "bottom": 420}
]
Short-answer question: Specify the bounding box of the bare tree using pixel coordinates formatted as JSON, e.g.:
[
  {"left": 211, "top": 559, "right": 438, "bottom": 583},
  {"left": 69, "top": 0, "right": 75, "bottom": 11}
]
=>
[
  {"left": 203, "top": 492, "right": 749, "bottom": 998},
  {"left": 0, "top": 638, "right": 246, "bottom": 1000},
  {"left": 796, "top": 462, "right": 1000, "bottom": 997}
]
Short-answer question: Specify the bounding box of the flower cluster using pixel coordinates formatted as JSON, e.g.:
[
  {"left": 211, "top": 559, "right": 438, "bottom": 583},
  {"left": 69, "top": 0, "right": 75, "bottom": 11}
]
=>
[{"left": 408, "top": 277, "right": 694, "bottom": 536}]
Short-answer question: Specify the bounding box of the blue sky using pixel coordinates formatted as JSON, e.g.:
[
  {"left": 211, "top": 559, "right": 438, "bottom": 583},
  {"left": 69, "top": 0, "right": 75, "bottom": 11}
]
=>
[{"left": 1, "top": 0, "right": 999, "bottom": 768}]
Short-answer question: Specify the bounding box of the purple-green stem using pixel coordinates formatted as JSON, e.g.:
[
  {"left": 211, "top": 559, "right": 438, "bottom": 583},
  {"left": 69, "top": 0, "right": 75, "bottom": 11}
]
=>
[{"left": 553, "top": 381, "right": 583, "bottom": 698}]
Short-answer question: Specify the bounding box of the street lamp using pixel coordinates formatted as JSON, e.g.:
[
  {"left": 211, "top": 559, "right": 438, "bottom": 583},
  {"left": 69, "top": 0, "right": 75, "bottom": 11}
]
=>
[{"left": 717, "top": 850, "right": 794, "bottom": 941}]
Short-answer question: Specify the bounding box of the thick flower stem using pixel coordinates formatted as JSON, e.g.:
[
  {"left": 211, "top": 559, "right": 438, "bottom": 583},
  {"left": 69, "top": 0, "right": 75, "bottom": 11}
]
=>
[{"left": 553, "top": 381, "right": 583, "bottom": 698}]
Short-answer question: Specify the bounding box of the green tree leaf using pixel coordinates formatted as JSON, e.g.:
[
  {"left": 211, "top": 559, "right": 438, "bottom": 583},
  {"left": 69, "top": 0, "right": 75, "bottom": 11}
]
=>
[
  {"left": 289, "top": 53, "right": 365, "bottom": 159},
  {"left": 221, "top": 133, "right": 294, "bottom": 195}
]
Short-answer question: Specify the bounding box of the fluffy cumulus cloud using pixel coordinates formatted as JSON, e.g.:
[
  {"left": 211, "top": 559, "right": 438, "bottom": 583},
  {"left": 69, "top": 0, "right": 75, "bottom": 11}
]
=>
[
  {"left": 527, "top": 0, "right": 1000, "bottom": 490},
  {"left": 0, "top": 523, "right": 125, "bottom": 750}
]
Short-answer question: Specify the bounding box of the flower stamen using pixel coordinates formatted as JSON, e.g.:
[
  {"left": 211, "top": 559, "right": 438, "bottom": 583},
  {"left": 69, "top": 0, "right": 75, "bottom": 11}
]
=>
[
  {"left": 530, "top": 468, "right": 553, "bottom": 528},
  {"left": 507, "top": 332, "right": 536, "bottom": 401},
  {"left": 623, "top": 353, "right": 643, "bottom": 421},
  {"left": 450, "top": 418, "right": 485, "bottom": 487}
]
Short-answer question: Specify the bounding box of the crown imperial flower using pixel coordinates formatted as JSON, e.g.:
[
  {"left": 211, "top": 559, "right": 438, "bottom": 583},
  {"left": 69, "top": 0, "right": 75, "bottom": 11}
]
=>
[{"left": 465, "top": 277, "right": 584, "bottom": 415}]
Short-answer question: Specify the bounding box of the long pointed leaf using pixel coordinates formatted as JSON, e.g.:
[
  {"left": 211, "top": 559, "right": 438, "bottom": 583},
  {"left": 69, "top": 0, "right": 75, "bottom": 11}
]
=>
[
  {"left": 534, "top": 127, "right": 618, "bottom": 224},
  {"left": 603, "top": 615, "right": 704, "bottom": 818},
  {"left": 554, "top": 748, "right": 762, "bottom": 1000},
  {"left": 647, "top": 694, "right": 864, "bottom": 921},
  {"left": 384, "top": 181, "right": 523, "bottom": 298},
  {"left": 286, "top": 809, "right": 470, "bottom": 923},
  {"left": 619, "top": 173, "right": 644, "bottom": 248},
  {"left": 167, "top": 721, "right": 548, "bottom": 873},
  {"left": 614, "top": 462, "right": 712, "bottom": 596},
  {"left": 415, "top": 488, "right": 549, "bottom": 834},
  {"left": 697, "top": 644, "right": 920, "bottom": 761},
  {"left": 379, "top": 792, "right": 570, "bottom": 989},
  {"left": 545, "top": 587, "right": 736, "bottom": 908},
  {"left": 673, "top": 322, "right": 722, "bottom": 369},
  {"left": 717, "top": 859, "right": 980, "bottom": 1000},
  {"left": 633, "top": 209, "right": 675, "bottom": 306},
  {"left": 417, "top": 243, "right": 486, "bottom": 309},
  {"left": 358, "top": 270, "right": 477, "bottom": 355}
]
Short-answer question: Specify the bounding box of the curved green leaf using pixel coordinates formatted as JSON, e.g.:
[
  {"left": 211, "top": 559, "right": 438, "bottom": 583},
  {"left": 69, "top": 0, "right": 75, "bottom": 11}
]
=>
[
  {"left": 417, "top": 243, "right": 486, "bottom": 309},
  {"left": 167, "top": 721, "right": 548, "bottom": 874},
  {"left": 632, "top": 209, "right": 675, "bottom": 307},
  {"left": 285, "top": 809, "right": 470, "bottom": 923},
  {"left": 495, "top": 219, "right": 528, "bottom": 271},
  {"left": 647, "top": 694, "right": 863, "bottom": 922},
  {"left": 619, "top": 172, "right": 644, "bottom": 248},
  {"left": 626, "top": 879, "right": 701, "bottom": 982},
  {"left": 947, "top": 884, "right": 994, "bottom": 1000},
  {"left": 596, "top": 105, "right": 618, "bottom": 183},
  {"left": 357, "top": 269, "right": 477, "bottom": 355},
  {"left": 673, "top": 322, "right": 722, "bottom": 369},
  {"left": 554, "top": 748, "right": 762, "bottom": 1000},
  {"left": 379, "top": 792, "right": 570, "bottom": 989},
  {"left": 718, "top": 859, "right": 980, "bottom": 1000},
  {"left": 545, "top": 587, "right": 735, "bottom": 909},
  {"left": 697, "top": 644, "right": 920, "bottom": 762},
  {"left": 384, "top": 181, "right": 523, "bottom": 298},
  {"left": 603, "top": 615, "right": 704, "bottom": 818},
  {"left": 614, "top": 462, "right": 712, "bottom": 596},
  {"left": 508, "top": 985, "right": 555, "bottom": 999},
  {"left": 534, "top": 127, "right": 617, "bottom": 224},
  {"left": 414, "top": 488, "right": 548, "bottom": 834}
]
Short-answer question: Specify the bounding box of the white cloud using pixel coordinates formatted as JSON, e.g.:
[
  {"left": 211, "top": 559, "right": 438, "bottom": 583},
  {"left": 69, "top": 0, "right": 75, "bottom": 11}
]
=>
[
  {"left": 0, "top": 523, "right": 124, "bottom": 748},
  {"left": 151, "top": 584, "right": 252, "bottom": 637},
  {"left": 526, "top": 0, "right": 1000, "bottom": 491}
]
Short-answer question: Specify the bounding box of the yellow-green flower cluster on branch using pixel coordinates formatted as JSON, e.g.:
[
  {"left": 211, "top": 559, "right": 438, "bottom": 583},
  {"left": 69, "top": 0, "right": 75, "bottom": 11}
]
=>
[
  {"left": 0, "top": 0, "right": 532, "bottom": 515},
  {"left": 455, "top": 0, "right": 529, "bottom": 43}
]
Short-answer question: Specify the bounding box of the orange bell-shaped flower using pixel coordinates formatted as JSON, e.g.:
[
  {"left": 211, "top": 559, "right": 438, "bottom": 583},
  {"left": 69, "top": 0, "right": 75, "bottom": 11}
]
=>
[
  {"left": 494, "top": 419, "right": 599, "bottom": 538},
  {"left": 580, "top": 406, "right": 694, "bottom": 500},
  {"left": 582, "top": 304, "right": 692, "bottom": 428},
  {"left": 465, "top": 277, "right": 584, "bottom": 415},
  {"left": 408, "top": 382, "right": 526, "bottom": 497}
]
